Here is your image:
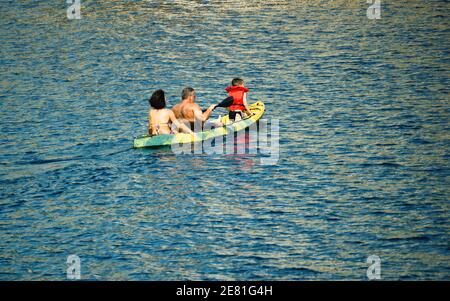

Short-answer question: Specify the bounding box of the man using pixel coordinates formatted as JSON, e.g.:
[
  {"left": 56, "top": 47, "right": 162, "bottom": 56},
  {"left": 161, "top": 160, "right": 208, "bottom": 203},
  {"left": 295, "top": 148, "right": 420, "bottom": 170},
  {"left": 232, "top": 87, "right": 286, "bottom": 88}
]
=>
[{"left": 172, "top": 87, "right": 216, "bottom": 131}]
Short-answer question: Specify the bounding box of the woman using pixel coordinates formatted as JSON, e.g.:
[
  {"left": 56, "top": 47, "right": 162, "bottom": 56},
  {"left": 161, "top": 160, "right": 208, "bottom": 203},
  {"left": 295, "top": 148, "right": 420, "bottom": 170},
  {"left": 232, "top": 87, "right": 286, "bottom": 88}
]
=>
[{"left": 148, "top": 89, "right": 192, "bottom": 135}]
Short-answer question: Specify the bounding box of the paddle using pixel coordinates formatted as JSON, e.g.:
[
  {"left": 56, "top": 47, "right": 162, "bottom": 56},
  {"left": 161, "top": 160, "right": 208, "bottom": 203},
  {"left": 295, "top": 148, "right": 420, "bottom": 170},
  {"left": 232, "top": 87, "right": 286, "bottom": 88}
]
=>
[
  {"left": 214, "top": 96, "right": 234, "bottom": 109},
  {"left": 202, "top": 96, "right": 234, "bottom": 113}
]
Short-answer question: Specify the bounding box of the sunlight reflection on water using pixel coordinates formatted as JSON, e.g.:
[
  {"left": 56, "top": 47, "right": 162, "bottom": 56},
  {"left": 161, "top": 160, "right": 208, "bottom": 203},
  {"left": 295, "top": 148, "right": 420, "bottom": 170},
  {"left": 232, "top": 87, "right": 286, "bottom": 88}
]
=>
[{"left": 0, "top": 0, "right": 448, "bottom": 280}]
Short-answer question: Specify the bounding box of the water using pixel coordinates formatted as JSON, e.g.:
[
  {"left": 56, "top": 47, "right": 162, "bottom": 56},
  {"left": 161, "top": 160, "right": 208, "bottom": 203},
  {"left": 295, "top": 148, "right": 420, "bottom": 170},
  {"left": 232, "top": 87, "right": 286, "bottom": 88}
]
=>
[{"left": 0, "top": 0, "right": 449, "bottom": 280}]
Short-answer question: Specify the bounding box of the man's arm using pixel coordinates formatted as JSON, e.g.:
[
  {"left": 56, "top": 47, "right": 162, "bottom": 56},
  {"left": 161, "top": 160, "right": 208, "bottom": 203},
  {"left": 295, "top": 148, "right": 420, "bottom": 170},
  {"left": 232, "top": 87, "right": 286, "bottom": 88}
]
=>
[{"left": 193, "top": 104, "right": 216, "bottom": 122}]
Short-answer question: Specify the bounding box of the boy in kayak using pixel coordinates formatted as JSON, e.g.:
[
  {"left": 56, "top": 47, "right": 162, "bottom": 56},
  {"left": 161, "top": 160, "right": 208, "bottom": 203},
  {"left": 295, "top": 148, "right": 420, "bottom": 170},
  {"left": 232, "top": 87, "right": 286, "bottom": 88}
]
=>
[
  {"left": 148, "top": 89, "right": 193, "bottom": 135},
  {"left": 225, "top": 78, "right": 253, "bottom": 121}
]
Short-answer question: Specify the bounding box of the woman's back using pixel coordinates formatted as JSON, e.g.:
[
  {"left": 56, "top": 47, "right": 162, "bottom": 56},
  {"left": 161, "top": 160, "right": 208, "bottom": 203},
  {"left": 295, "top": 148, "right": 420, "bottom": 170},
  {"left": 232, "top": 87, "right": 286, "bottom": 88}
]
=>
[
  {"left": 147, "top": 89, "right": 193, "bottom": 136},
  {"left": 149, "top": 108, "right": 173, "bottom": 135}
]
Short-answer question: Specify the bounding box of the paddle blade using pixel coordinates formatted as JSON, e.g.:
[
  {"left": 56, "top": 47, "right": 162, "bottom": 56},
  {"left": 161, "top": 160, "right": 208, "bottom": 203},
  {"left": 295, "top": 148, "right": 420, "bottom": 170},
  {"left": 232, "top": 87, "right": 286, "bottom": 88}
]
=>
[{"left": 215, "top": 96, "right": 234, "bottom": 108}]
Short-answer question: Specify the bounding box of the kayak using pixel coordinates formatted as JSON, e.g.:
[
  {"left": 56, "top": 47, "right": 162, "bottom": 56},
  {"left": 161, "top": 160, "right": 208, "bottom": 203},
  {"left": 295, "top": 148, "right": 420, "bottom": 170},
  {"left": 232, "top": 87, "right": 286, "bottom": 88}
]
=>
[{"left": 133, "top": 101, "right": 265, "bottom": 148}]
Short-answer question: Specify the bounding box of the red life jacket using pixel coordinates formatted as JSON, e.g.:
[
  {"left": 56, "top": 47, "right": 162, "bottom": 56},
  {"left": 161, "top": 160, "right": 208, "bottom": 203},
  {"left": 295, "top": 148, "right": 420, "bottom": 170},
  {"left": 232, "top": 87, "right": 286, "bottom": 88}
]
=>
[{"left": 226, "top": 86, "right": 249, "bottom": 111}]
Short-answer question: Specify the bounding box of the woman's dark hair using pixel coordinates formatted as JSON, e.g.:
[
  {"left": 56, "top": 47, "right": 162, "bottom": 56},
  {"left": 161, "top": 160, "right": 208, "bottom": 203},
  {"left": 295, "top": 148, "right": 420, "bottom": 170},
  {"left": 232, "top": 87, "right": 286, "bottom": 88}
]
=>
[{"left": 149, "top": 89, "right": 166, "bottom": 109}]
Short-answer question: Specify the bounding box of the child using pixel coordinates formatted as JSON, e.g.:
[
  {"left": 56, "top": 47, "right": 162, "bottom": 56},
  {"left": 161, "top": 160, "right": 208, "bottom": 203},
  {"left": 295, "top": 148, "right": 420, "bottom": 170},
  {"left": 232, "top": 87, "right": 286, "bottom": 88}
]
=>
[{"left": 225, "top": 78, "right": 253, "bottom": 121}]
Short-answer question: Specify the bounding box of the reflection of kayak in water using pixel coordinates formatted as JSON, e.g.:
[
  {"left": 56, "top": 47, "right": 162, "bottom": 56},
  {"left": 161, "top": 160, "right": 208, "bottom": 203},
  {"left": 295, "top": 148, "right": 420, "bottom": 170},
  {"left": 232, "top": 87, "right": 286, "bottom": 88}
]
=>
[{"left": 133, "top": 101, "right": 265, "bottom": 148}]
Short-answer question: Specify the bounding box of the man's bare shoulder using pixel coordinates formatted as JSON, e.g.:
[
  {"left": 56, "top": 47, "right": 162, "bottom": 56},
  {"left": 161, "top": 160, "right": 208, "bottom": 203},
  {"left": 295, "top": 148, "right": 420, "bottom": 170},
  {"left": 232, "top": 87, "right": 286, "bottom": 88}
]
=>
[
  {"left": 172, "top": 103, "right": 181, "bottom": 117},
  {"left": 183, "top": 102, "right": 201, "bottom": 111}
]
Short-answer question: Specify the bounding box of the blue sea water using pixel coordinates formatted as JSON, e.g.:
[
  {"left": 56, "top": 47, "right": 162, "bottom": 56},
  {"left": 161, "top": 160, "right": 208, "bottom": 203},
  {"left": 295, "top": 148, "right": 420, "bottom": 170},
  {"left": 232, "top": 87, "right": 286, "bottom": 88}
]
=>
[{"left": 0, "top": 0, "right": 449, "bottom": 280}]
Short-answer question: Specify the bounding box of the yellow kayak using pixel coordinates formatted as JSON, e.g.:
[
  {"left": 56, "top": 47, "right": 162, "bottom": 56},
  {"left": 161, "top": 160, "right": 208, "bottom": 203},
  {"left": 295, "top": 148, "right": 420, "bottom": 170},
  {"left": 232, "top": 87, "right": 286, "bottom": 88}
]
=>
[{"left": 133, "top": 101, "right": 265, "bottom": 148}]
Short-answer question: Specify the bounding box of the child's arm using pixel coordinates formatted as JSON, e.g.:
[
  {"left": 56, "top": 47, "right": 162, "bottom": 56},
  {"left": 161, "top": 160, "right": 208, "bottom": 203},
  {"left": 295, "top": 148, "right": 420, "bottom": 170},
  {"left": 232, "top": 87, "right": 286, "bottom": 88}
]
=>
[{"left": 243, "top": 93, "right": 253, "bottom": 116}]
